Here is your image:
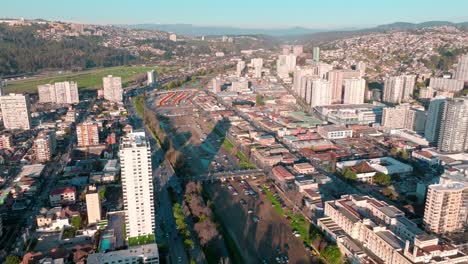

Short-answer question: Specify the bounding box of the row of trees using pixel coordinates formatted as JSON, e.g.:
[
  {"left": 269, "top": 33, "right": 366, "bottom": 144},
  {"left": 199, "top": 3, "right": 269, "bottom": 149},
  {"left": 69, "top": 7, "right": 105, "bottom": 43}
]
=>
[{"left": 173, "top": 203, "right": 195, "bottom": 249}]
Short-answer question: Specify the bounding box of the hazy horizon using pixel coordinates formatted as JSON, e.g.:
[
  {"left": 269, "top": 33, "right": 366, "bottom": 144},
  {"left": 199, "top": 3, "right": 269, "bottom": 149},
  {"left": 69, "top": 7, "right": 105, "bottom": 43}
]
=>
[{"left": 2, "top": 0, "right": 468, "bottom": 29}]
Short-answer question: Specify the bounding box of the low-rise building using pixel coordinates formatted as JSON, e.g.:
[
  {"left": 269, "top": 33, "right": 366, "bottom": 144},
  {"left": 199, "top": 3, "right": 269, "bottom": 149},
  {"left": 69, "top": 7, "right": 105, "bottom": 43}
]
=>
[
  {"left": 86, "top": 185, "right": 101, "bottom": 225},
  {"left": 271, "top": 165, "right": 295, "bottom": 190},
  {"left": 317, "top": 125, "right": 353, "bottom": 140},
  {"left": 49, "top": 186, "right": 76, "bottom": 206},
  {"left": 412, "top": 150, "right": 439, "bottom": 166},
  {"left": 87, "top": 243, "right": 159, "bottom": 264},
  {"left": 337, "top": 157, "right": 413, "bottom": 176},
  {"left": 0, "top": 133, "right": 13, "bottom": 149},
  {"left": 293, "top": 162, "right": 315, "bottom": 174}
]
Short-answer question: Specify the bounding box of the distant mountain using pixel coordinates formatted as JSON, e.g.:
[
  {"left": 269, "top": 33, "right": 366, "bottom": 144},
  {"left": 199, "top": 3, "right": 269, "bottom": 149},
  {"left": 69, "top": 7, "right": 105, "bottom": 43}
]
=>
[
  {"left": 115, "top": 23, "right": 333, "bottom": 37},
  {"left": 375, "top": 21, "right": 468, "bottom": 30},
  {"left": 291, "top": 20, "right": 468, "bottom": 43},
  {"left": 117, "top": 20, "right": 468, "bottom": 39}
]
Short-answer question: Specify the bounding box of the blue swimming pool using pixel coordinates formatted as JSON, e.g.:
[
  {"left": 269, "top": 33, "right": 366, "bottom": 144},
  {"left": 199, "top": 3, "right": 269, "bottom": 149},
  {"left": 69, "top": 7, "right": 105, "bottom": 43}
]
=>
[{"left": 100, "top": 238, "right": 111, "bottom": 251}]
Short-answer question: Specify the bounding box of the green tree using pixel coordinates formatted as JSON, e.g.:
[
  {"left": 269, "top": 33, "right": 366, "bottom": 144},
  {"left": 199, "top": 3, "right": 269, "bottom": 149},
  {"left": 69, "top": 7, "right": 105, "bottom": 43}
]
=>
[
  {"left": 374, "top": 172, "right": 391, "bottom": 186},
  {"left": 342, "top": 168, "right": 357, "bottom": 181},
  {"left": 5, "top": 255, "right": 21, "bottom": 264},
  {"left": 382, "top": 188, "right": 397, "bottom": 200},
  {"left": 320, "top": 245, "right": 342, "bottom": 264},
  {"left": 400, "top": 149, "right": 410, "bottom": 160},
  {"left": 184, "top": 238, "right": 194, "bottom": 249},
  {"left": 71, "top": 215, "right": 82, "bottom": 229},
  {"left": 256, "top": 94, "right": 265, "bottom": 106},
  {"left": 98, "top": 188, "right": 106, "bottom": 200}
]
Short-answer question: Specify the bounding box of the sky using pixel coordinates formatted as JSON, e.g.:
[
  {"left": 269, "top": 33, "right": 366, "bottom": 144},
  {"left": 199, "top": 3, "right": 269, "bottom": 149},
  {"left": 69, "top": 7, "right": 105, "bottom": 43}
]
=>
[{"left": 2, "top": 0, "right": 468, "bottom": 29}]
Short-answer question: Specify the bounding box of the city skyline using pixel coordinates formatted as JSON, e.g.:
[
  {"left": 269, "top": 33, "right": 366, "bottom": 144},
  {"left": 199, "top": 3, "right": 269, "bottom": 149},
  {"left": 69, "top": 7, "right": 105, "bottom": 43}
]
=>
[{"left": 2, "top": 0, "right": 468, "bottom": 29}]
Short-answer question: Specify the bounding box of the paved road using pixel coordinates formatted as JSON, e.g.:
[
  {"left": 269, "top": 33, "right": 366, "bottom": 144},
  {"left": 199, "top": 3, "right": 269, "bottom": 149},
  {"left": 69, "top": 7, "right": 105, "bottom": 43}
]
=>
[{"left": 127, "top": 90, "right": 190, "bottom": 264}]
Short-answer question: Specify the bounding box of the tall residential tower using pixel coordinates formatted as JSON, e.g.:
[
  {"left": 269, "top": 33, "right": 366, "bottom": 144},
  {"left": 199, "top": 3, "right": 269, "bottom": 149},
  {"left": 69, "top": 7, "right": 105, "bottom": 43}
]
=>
[
  {"left": 119, "top": 131, "right": 155, "bottom": 239},
  {"left": 437, "top": 97, "right": 468, "bottom": 153}
]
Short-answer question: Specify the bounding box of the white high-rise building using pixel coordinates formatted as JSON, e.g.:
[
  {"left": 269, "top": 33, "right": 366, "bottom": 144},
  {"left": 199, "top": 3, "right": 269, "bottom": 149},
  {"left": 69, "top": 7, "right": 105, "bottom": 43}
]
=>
[
  {"left": 251, "top": 58, "right": 263, "bottom": 78},
  {"left": 343, "top": 78, "right": 366, "bottom": 104},
  {"left": 231, "top": 78, "right": 249, "bottom": 93},
  {"left": 383, "top": 75, "right": 416, "bottom": 103},
  {"left": 276, "top": 54, "right": 296, "bottom": 79},
  {"left": 147, "top": 70, "right": 157, "bottom": 86},
  {"left": 381, "top": 104, "right": 425, "bottom": 131},
  {"left": 424, "top": 96, "right": 446, "bottom": 145},
  {"left": 212, "top": 77, "right": 222, "bottom": 94},
  {"left": 38, "top": 81, "right": 79, "bottom": 104},
  {"left": 356, "top": 61, "right": 366, "bottom": 77},
  {"left": 120, "top": 131, "right": 155, "bottom": 239},
  {"left": 327, "top": 69, "right": 361, "bottom": 103},
  {"left": 293, "top": 67, "right": 316, "bottom": 97},
  {"left": 103, "top": 75, "right": 123, "bottom": 103},
  {"left": 438, "top": 96, "right": 468, "bottom": 153},
  {"left": 311, "top": 62, "right": 333, "bottom": 79},
  {"left": 306, "top": 78, "right": 332, "bottom": 107},
  {"left": 312, "top": 47, "right": 320, "bottom": 62},
  {"left": 423, "top": 169, "right": 468, "bottom": 234},
  {"left": 455, "top": 54, "right": 468, "bottom": 83},
  {"left": 236, "top": 60, "right": 245, "bottom": 77},
  {"left": 429, "top": 77, "right": 464, "bottom": 92},
  {"left": 292, "top": 45, "right": 303, "bottom": 56},
  {"left": 0, "top": 93, "right": 32, "bottom": 130}
]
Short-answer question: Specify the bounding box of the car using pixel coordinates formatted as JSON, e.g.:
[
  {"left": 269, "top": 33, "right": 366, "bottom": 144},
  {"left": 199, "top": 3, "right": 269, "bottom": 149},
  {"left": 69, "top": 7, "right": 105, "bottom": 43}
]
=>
[
  {"left": 248, "top": 208, "right": 254, "bottom": 214},
  {"left": 253, "top": 215, "right": 260, "bottom": 222},
  {"left": 240, "top": 199, "right": 247, "bottom": 205}
]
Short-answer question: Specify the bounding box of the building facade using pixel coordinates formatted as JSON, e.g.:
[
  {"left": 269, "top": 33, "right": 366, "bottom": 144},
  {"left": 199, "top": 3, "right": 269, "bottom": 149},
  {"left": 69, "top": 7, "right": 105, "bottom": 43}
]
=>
[
  {"left": 33, "top": 130, "right": 56, "bottom": 162},
  {"left": 76, "top": 121, "right": 100, "bottom": 147},
  {"left": 103, "top": 75, "right": 123, "bottom": 103},
  {"left": 455, "top": 54, "right": 468, "bottom": 83},
  {"left": 342, "top": 78, "right": 366, "bottom": 105},
  {"left": 318, "top": 195, "right": 468, "bottom": 264},
  {"left": 423, "top": 169, "right": 468, "bottom": 234},
  {"left": 424, "top": 96, "right": 446, "bottom": 145},
  {"left": 0, "top": 93, "right": 32, "bottom": 130},
  {"left": 147, "top": 70, "right": 157, "bottom": 86},
  {"left": 38, "top": 81, "right": 79, "bottom": 104},
  {"left": 119, "top": 131, "right": 155, "bottom": 239},
  {"left": 437, "top": 97, "right": 468, "bottom": 153},
  {"left": 383, "top": 75, "right": 416, "bottom": 104}
]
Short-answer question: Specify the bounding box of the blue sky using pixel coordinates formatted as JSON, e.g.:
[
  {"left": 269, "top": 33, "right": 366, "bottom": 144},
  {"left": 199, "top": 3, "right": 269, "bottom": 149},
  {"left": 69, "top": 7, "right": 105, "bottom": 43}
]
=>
[{"left": 2, "top": 0, "right": 468, "bottom": 29}]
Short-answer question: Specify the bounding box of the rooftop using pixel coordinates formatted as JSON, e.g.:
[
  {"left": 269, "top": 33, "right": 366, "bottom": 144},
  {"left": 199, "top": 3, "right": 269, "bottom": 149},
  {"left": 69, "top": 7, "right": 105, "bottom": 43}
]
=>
[
  {"left": 120, "top": 131, "right": 148, "bottom": 149},
  {"left": 50, "top": 186, "right": 76, "bottom": 196},
  {"left": 17, "top": 164, "right": 45, "bottom": 179},
  {"left": 272, "top": 165, "right": 295, "bottom": 180},
  {"left": 86, "top": 243, "right": 159, "bottom": 264}
]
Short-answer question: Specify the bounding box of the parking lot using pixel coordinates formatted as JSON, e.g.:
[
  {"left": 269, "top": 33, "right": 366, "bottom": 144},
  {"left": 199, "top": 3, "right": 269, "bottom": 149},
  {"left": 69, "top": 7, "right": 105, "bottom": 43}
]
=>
[{"left": 206, "top": 177, "right": 315, "bottom": 264}]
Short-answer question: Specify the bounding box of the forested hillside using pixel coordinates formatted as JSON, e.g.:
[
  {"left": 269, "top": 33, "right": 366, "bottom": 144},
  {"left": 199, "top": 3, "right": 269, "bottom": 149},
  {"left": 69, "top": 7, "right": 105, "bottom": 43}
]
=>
[{"left": 0, "top": 25, "right": 137, "bottom": 76}]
